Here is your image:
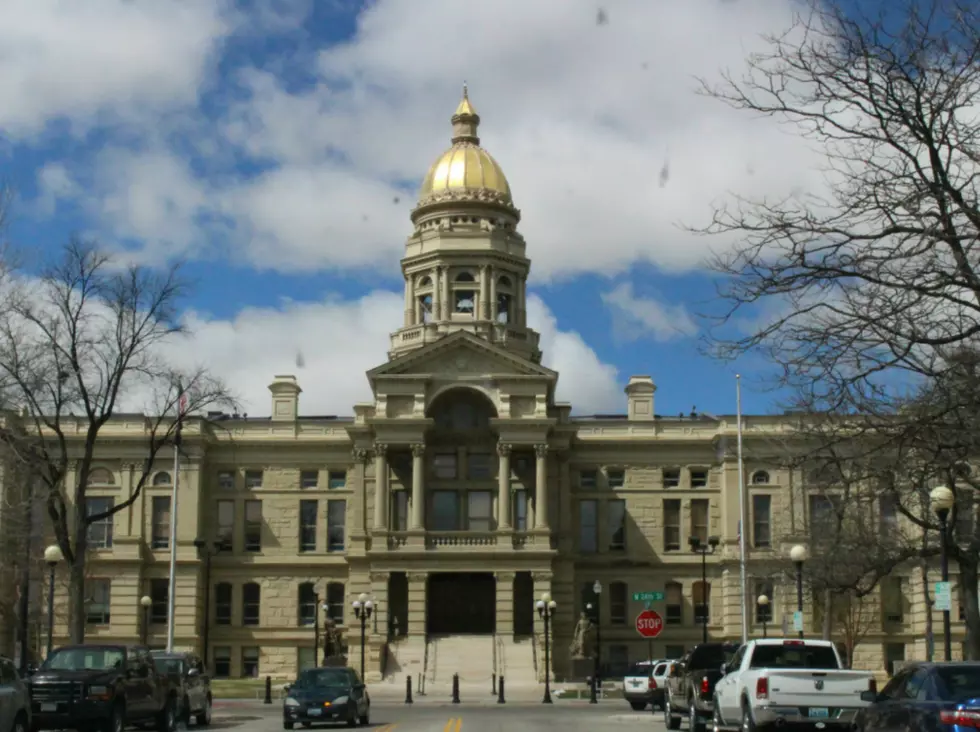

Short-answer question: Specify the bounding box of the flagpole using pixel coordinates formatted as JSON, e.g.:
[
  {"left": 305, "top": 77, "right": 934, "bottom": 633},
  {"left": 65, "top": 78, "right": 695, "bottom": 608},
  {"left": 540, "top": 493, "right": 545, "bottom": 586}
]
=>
[
  {"left": 736, "top": 374, "right": 749, "bottom": 644},
  {"left": 166, "top": 389, "right": 185, "bottom": 652}
]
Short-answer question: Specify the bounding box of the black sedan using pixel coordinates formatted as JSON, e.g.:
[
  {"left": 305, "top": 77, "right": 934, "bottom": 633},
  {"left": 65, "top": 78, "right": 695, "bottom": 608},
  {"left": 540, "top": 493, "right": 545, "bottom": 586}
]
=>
[
  {"left": 855, "top": 661, "right": 980, "bottom": 731},
  {"left": 283, "top": 667, "right": 370, "bottom": 729}
]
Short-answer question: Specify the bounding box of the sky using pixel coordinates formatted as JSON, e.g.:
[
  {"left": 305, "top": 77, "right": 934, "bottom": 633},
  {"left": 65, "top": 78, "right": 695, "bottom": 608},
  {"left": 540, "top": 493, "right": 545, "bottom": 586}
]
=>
[{"left": 0, "top": 0, "right": 830, "bottom": 419}]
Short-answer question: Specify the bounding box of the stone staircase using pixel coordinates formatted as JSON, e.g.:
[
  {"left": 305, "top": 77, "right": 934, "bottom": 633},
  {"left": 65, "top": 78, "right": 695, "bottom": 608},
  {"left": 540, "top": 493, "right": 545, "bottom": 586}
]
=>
[
  {"left": 499, "top": 636, "right": 538, "bottom": 687},
  {"left": 425, "top": 635, "right": 495, "bottom": 689},
  {"left": 381, "top": 636, "right": 427, "bottom": 684}
]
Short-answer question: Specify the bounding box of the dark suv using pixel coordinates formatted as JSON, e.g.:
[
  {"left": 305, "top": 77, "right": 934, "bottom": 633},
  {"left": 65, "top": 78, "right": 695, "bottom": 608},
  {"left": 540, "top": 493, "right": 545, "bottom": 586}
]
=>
[{"left": 148, "top": 652, "right": 212, "bottom": 726}]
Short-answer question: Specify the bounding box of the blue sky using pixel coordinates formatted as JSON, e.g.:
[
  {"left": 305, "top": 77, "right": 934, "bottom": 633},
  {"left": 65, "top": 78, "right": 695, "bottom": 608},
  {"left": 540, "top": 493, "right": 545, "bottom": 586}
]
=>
[{"left": 0, "top": 0, "right": 825, "bottom": 418}]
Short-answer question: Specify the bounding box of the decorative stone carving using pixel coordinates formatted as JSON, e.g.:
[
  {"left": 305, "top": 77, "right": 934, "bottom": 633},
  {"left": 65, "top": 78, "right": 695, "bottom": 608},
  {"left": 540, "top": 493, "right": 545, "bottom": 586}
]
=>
[
  {"left": 407, "top": 573, "right": 428, "bottom": 583},
  {"left": 534, "top": 444, "right": 549, "bottom": 458},
  {"left": 496, "top": 442, "right": 512, "bottom": 457},
  {"left": 370, "top": 571, "right": 390, "bottom": 583},
  {"left": 531, "top": 572, "right": 551, "bottom": 583},
  {"left": 351, "top": 448, "right": 370, "bottom": 464},
  {"left": 411, "top": 443, "right": 426, "bottom": 458},
  {"left": 495, "top": 572, "right": 516, "bottom": 583},
  {"left": 570, "top": 611, "right": 596, "bottom": 659},
  {"left": 374, "top": 442, "right": 388, "bottom": 457}
]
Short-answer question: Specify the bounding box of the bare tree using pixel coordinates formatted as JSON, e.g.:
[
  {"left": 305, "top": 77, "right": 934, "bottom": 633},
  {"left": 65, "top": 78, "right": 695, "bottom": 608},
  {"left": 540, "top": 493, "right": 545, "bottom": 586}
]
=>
[{"left": 0, "top": 240, "right": 237, "bottom": 644}]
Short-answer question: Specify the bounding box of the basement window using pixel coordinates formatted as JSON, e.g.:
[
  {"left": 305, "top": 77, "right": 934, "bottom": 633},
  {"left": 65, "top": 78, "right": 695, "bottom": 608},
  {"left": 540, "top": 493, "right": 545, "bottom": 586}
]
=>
[
  {"left": 663, "top": 468, "right": 680, "bottom": 488},
  {"left": 690, "top": 469, "right": 709, "bottom": 488}
]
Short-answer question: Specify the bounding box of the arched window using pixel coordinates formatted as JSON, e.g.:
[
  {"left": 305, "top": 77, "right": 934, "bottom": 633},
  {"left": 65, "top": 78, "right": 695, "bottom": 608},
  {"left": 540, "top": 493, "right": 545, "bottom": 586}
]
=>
[
  {"left": 453, "top": 272, "right": 476, "bottom": 314},
  {"left": 454, "top": 272, "right": 475, "bottom": 282},
  {"left": 87, "top": 468, "right": 115, "bottom": 486},
  {"left": 496, "top": 276, "right": 513, "bottom": 323},
  {"left": 693, "top": 581, "right": 711, "bottom": 624},
  {"left": 152, "top": 472, "right": 172, "bottom": 486},
  {"left": 298, "top": 582, "right": 317, "bottom": 626},
  {"left": 429, "top": 389, "right": 496, "bottom": 430},
  {"left": 418, "top": 276, "right": 432, "bottom": 288},
  {"left": 325, "top": 583, "right": 345, "bottom": 624},
  {"left": 665, "top": 582, "right": 682, "bottom": 624},
  {"left": 242, "top": 583, "right": 261, "bottom": 626},
  {"left": 419, "top": 293, "right": 433, "bottom": 323},
  {"left": 751, "top": 470, "right": 770, "bottom": 485},
  {"left": 497, "top": 275, "right": 512, "bottom": 288}
]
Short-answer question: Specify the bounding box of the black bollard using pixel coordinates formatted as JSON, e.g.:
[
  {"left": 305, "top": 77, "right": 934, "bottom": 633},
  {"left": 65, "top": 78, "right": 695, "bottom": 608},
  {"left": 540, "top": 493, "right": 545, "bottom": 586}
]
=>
[
  {"left": 588, "top": 675, "right": 598, "bottom": 704},
  {"left": 405, "top": 675, "right": 413, "bottom": 704},
  {"left": 497, "top": 676, "right": 505, "bottom": 704},
  {"left": 492, "top": 673, "right": 496, "bottom": 696},
  {"left": 264, "top": 676, "right": 272, "bottom": 705},
  {"left": 452, "top": 673, "right": 460, "bottom": 704}
]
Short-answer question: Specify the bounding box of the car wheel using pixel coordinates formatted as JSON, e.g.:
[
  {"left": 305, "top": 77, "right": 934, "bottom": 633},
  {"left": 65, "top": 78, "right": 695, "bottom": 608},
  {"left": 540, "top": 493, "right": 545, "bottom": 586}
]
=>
[
  {"left": 664, "top": 697, "right": 681, "bottom": 730},
  {"left": 103, "top": 703, "right": 125, "bottom": 732},
  {"left": 690, "top": 700, "right": 704, "bottom": 732},
  {"left": 712, "top": 702, "right": 724, "bottom": 732},
  {"left": 358, "top": 701, "right": 369, "bottom": 726},
  {"left": 195, "top": 696, "right": 212, "bottom": 727},
  {"left": 345, "top": 706, "right": 358, "bottom": 728},
  {"left": 12, "top": 713, "right": 27, "bottom": 732},
  {"left": 741, "top": 704, "right": 758, "bottom": 732},
  {"left": 283, "top": 723, "right": 294, "bottom": 730},
  {"left": 156, "top": 698, "right": 175, "bottom": 732}
]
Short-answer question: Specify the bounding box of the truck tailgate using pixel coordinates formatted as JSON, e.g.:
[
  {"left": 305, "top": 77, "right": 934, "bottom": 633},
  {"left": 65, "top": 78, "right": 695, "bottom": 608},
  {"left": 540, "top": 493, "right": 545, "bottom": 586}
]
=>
[{"left": 767, "top": 669, "right": 872, "bottom": 709}]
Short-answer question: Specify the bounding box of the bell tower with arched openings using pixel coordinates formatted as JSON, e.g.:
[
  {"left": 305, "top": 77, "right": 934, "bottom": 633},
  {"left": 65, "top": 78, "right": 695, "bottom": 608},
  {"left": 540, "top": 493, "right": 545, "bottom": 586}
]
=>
[{"left": 389, "top": 86, "right": 542, "bottom": 363}]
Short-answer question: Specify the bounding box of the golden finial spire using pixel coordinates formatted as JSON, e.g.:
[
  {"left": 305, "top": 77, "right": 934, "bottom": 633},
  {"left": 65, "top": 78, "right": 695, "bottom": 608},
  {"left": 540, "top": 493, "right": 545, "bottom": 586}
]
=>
[{"left": 454, "top": 81, "right": 477, "bottom": 118}]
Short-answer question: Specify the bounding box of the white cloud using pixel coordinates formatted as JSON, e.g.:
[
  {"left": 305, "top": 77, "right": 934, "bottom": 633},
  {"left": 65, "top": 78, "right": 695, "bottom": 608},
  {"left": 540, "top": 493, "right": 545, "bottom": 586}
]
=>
[
  {"left": 23, "top": 0, "right": 828, "bottom": 280},
  {"left": 172, "top": 291, "right": 623, "bottom": 417},
  {"left": 601, "top": 282, "right": 698, "bottom": 342},
  {"left": 0, "top": 1, "right": 233, "bottom": 138}
]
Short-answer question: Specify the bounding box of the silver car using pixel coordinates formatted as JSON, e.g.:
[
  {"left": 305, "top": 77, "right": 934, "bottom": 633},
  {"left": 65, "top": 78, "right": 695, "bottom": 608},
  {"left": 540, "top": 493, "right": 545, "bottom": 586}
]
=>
[{"left": 0, "top": 657, "right": 30, "bottom": 732}]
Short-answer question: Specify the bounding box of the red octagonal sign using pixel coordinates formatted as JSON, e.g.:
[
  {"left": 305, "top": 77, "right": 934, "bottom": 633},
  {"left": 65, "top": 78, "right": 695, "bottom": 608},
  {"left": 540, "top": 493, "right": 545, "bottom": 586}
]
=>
[{"left": 635, "top": 609, "right": 664, "bottom": 638}]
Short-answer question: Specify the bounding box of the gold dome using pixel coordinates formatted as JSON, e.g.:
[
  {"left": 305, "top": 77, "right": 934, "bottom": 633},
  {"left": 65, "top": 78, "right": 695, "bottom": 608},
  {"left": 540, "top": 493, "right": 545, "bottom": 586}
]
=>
[{"left": 418, "top": 86, "right": 513, "bottom": 205}]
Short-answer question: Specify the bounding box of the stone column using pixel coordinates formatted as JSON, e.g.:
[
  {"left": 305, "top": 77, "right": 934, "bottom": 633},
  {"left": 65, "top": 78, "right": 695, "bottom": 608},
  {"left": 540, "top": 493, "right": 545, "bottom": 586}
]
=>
[
  {"left": 517, "top": 279, "right": 526, "bottom": 325},
  {"left": 431, "top": 267, "right": 441, "bottom": 321},
  {"left": 534, "top": 444, "right": 550, "bottom": 529},
  {"left": 411, "top": 443, "right": 425, "bottom": 530},
  {"left": 373, "top": 442, "right": 389, "bottom": 530},
  {"left": 351, "top": 448, "right": 370, "bottom": 547},
  {"left": 495, "top": 572, "right": 515, "bottom": 638},
  {"left": 404, "top": 277, "right": 414, "bottom": 327},
  {"left": 407, "top": 573, "right": 428, "bottom": 638},
  {"left": 497, "top": 443, "right": 512, "bottom": 530},
  {"left": 441, "top": 268, "right": 451, "bottom": 319},
  {"left": 480, "top": 264, "right": 490, "bottom": 319}
]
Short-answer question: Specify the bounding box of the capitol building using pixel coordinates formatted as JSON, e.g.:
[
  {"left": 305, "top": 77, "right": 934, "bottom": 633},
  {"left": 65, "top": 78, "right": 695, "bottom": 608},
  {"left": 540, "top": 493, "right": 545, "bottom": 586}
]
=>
[{"left": 4, "top": 90, "right": 960, "bottom": 683}]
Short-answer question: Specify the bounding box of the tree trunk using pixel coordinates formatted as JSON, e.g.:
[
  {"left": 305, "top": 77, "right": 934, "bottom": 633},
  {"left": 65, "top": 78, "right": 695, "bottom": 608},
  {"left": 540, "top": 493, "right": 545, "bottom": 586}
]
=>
[
  {"left": 959, "top": 558, "right": 980, "bottom": 661},
  {"left": 68, "top": 507, "right": 88, "bottom": 645},
  {"left": 922, "top": 560, "right": 934, "bottom": 662},
  {"left": 821, "top": 589, "right": 833, "bottom": 639}
]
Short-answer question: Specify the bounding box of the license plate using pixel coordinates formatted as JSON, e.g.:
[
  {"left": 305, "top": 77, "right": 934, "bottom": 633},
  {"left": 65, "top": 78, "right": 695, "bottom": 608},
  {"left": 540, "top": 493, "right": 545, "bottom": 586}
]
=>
[
  {"left": 809, "top": 707, "right": 830, "bottom": 718},
  {"left": 41, "top": 703, "right": 57, "bottom": 712},
  {"left": 307, "top": 708, "right": 322, "bottom": 717}
]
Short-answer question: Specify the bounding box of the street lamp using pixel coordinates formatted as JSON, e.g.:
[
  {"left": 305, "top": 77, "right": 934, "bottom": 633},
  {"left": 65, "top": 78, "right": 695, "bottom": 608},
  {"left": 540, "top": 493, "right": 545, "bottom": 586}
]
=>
[
  {"left": 193, "top": 538, "right": 223, "bottom": 668},
  {"left": 757, "top": 594, "right": 770, "bottom": 638},
  {"left": 931, "top": 485, "right": 955, "bottom": 662},
  {"left": 352, "top": 593, "right": 374, "bottom": 680},
  {"left": 689, "top": 535, "right": 720, "bottom": 642},
  {"left": 536, "top": 592, "right": 557, "bottom": 704},
  {"left": 320, "top": 601, "right": 330, "bottom": 665},
  {"left": 590, "top": 580, "right": 603, "bottom": 693},
  {"left": 790, "top": 544, "right": 807, "bottom": 639},
  {"left": 43, "top": 544, "right": 62, "bottom": 658},
  {"left": 140, "top": 595, "right": 152, "bottom": 645}
]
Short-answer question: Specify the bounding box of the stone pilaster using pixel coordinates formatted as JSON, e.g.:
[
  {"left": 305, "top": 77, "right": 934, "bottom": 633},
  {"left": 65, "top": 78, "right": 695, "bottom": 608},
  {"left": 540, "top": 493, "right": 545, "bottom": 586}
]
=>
[
  {"left": 407, "top": 572, "right": 427, "bottom": 637},
  {"left": 534, "top": 444, "right": 550, "bottom": 529},
  {"left": 497, "top": 443, "right": 512, "bottom": 530},
  {"left": 495, "top": 572, "right": 515, "bottom": 637},
  {"left": 410, "top": 444, "right": 425, "bottom": 530},
  {"left": 373, "top": 443, "right": 388, "bottom": 531}
]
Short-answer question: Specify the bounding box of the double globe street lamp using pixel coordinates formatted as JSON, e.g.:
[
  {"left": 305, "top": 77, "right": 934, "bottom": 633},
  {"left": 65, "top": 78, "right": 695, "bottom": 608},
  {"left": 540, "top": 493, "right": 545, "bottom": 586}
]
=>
[
  {"left": 352, "top": 593, "right": 374, "bottom": 680},
  {"left": 140, "top": 595, "right": 152, "bottom": 645},
  {"left": 757, "top": 594, "right": 770, "bottom": 638},
  {"left": 536, "top": 592, "right": 557, "bottom": 704},
  {"left": 43, "top": 544, "right": 63, "bottom": 658}
]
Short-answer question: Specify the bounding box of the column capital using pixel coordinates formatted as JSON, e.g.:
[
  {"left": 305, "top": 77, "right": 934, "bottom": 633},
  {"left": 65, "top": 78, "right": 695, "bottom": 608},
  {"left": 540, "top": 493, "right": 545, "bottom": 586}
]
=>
[
  {"left": 370, "top": 571, "right": 390, "bottom": 583},
  {"left": 351, "top": 448, "right": 371, "bottom": 465},
  {"left": 534, "top": 443, "right": 549, "bottom": 458},
  {"left": 497, "top": 442, "right": 513, "bottom": 457},
  {"left": 411, "top": 443, "right": 426, "bottom": 458},
  {"left": 407, "top": 572, "right": 428, "bottom": 583},
  {"left": 374, "top": 442, "right": 388, "bottom": 457},
  {"left": 495, "top": 571, "right": 516, "bottom": 582},
  {"left": 531, "top": 571, "right": 552, "bottom": 583}
]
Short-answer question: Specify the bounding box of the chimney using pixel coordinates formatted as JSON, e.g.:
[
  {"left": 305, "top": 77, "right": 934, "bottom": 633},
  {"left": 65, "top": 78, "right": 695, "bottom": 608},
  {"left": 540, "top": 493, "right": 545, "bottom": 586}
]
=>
[
  {"left": 624, "top": 375, "right": 656, "bottom": 421},
  {"left": 269, "top": 375, "right": 302, "bottom": 421}
]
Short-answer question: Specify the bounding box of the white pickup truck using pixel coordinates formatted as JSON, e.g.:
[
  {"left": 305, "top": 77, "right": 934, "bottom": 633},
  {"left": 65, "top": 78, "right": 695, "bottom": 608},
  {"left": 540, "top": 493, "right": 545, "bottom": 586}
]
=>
[{"left": 712, "top": 638, "right": 876, "bottom": 730}]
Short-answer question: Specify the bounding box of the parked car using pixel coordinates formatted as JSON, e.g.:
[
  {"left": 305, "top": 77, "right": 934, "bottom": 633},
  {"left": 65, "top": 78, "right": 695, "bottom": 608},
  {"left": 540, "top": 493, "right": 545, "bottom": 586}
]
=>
[
  {"left": 664, "top": 642, "right": 740, "bottom": 731},
  {"left": 623, "top": 660, "right": 662, "bottom": 711},
  {"left": 854, "top": 661, "right": 980, "bottom": 731},
  {"left": 26, "top": 644, "right": 177, "bottom": 732},
  {"left": 712, "top": 638, "right": 875, "bottom": 730},
  {"left": 0, "top": 655, "right": 31, "bottom": 732},
  {"left": 148, "top": 651, "right": 212, "bottom": 726},
  {"left": 283, "top": 666, "right": 370, "bottom": 728}
]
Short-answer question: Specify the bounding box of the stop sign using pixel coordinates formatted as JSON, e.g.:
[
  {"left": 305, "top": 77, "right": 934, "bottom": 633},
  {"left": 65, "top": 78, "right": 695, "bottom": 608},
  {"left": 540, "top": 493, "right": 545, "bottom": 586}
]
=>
[{"left": 636, "top": 609, "right": 664, "bottom": 638}]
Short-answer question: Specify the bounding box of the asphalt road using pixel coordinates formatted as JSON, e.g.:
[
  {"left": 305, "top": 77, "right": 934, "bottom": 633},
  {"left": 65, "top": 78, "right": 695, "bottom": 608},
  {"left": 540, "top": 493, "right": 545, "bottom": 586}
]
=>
[{"left": 210, "top": 701, "right": 666, "bottom": 732}]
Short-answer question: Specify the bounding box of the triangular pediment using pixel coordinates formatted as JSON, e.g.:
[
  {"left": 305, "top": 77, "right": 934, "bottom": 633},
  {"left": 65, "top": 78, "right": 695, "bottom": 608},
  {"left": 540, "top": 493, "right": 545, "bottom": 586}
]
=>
[{"left": 368, "top": 331, "right": 556, "bottom": 379}]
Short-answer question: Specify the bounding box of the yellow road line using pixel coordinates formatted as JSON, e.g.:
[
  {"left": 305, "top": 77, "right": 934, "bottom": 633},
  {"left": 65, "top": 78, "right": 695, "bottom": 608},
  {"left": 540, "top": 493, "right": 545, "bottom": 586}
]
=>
[
  {"left": 444, "top": 718, "right": 462, "bottom": 732},
  {"left": 375, "top": 725, "right": 397, "bottom": 732}
]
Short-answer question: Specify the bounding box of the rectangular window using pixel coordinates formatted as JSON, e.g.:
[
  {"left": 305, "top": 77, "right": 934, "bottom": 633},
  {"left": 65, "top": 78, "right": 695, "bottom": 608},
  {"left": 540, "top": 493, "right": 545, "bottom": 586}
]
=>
[
  {"left": 217, "top": 471, "right": 235, "bottom": 490},
  {"left": 151, "top": 496, "right": 171, "bottom": 549},
  {"left": 882, "top": 576, "right": 905, "bottom": 623},
  {"left": 298, "top": 647, "right": 316, "bottom": 672},
  {"left": 298, "top": 584, "right": 317, "bottom": 626},
  {"left": 327, "top": 471, "right": 347, "bottom": 490},
  {"left": 327, "top": 500, "right": 346, "bottom": 552},
  {"left": 514, "top": 490, "right": 528, "bottom": 531},
  {"left": 608, "top": 499, "right": 626, "bottom": 550},
  {"left": 300, "top": 470, "right": 319, "bottom": 489},
  {"left": 752, "top": 495, "right": 772, "bottom": 548},
  {"left": 215, "top": 583, "right": 232, "bottom": 625},
  {"left": 579, "top": 499, "right": 598, "bottom": 554},
  {"left": 244, "top": 500, "right": 262, "bottom": 552},
  {"left": 809, "top": 494, "right": 840, "bottom": 537},
  {"left": 431, "top": 491, "right": 459, "bottom": 531},
  {"left": 86, "top": 497, "right": 114, "bottom": 549},
  {"left": 663, "top": 468, "right": 681, "bottom": 488},
  {"left": 467, "top": 454, "right": 494, "bottom": 480},
  {"left": 242, "top": 647, "right": 260, "bottom": 678},
  {"left": 325, "top": 583, "right": 345, "bottom": 625},
  {"left": 754, "top": 580, "right": 774, "bottom": 623},
  {"left": 663, "top": 499, "right": 681, "bottom": 551},
  {"left": 467, "top": 491, "right": 493, "bottom": 531},
  {"left": 244, "top": 470, "right": 263, "bottom": 489},
  {"left": 580, "top": 469, "right": 598, "bottom": 489},
  {"left": 608, "top": 645, "right": 629, "bottom": 678},
  {"left": 213, "top": 647, "right": 231, "bottom": 678},
  {"left": 216, "top": 500, "right": 234, "bottom": 551},
  {"left": 690, "top": 468, "right": 709, "bottom": 488},
  {"left": 433, "top": 454, "right": 457, "bottom": 479},
  {"left": 392, "top": 491, "right": 408, "bottom": 531},
  {"left": 690, "top": 499, "right": 709, "bottom": 544},
  {"left": 242, "top": 584, "right": 260, "bottom": 626},
  {"left": 149, "top": 578, "right": 169, "bottom": 624},
  {"left": 299, "top": 500, "right": 317, "bottom": 552},
  {"left": 665, "top": 583, "right": 682, "bottom": 624},
  {"left": 86, "top": 579, "right": 111, "bottom": 625},
  {"left": 609, "top": 582, "right": 627, "bottom": 625},
  {"left": 607, "top": 469, "right": 625, "bottom": 489},
  {"left": 694, "top": 582, "right": 710, "bottom": 624},
  {"left": 884, "top": 642, "right": 905, "bottom": 676}
]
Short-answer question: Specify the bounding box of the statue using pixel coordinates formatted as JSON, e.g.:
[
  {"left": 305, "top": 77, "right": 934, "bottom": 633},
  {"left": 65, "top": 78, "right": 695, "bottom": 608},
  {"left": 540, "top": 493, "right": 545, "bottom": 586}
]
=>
[
  {"left": 569, "top": 611, "right": 595, "bottom": 659},
  {"left": 322, "top": 619, "right": 343, "bottom": 662}
]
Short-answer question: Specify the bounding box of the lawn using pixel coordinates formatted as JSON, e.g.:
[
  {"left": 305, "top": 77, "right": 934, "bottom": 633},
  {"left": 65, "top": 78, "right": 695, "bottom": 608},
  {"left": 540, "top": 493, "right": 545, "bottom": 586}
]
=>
[{"left": 210, "top": 678, "right": 289, "bottom": 700}]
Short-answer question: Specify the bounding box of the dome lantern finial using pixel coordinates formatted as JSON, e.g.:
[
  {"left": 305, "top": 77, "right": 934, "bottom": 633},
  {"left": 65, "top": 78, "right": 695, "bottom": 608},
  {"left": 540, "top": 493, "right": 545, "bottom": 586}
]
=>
[{"left": 451, "top": 82, "right": 479, "bottom": 144}]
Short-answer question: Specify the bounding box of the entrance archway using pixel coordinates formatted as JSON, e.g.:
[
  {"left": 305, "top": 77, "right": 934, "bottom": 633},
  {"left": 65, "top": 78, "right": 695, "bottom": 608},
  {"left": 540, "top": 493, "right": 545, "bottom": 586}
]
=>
[{"left": 426, "top": 573, "right": 496, "bottom": 635}]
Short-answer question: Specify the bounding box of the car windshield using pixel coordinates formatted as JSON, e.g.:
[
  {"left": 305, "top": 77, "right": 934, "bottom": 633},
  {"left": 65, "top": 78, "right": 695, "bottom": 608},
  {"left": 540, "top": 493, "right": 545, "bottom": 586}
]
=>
[
  {"left": 625, "top": 663, "right": 652, "bottom": 678},
  {"left": 152, "top": 658, "right": 184, "bottom": 675},
  {"left": 749, "top": 644, "right": 839, "bottom": 669},
  {"left": 937, "top": 667, "right": 980, "bottom": 701},
  {"left": 42, "top": 647, "right": 125, "bottom": 671},
  {"left": 295, "top": 669, "right": 350, "bottom": 689}
]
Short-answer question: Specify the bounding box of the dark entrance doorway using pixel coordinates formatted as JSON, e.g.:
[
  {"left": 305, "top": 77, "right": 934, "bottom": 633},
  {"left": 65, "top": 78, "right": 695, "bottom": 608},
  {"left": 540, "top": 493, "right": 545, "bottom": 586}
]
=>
[
  {"left": 513, "top": 572, "right": 534, "bottom": 637},
  {"left": 427, "top": 573, "right": 496, "bottom": 635},
  {"left": 388, "top": 573, "right": 408, "bottom": 638}
]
